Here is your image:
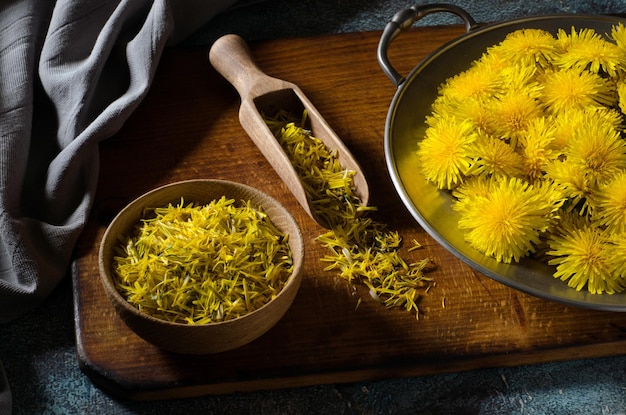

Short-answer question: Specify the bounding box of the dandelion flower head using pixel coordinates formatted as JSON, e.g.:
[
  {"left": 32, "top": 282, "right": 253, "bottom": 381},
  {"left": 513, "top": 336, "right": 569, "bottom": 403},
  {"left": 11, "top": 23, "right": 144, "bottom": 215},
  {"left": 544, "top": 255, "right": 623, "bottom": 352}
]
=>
[
  {"left": 556, "top": 27, "right": 624, "bottom": 76},
  {"left": 592, "top": 171, "right": 626, "bottom": 233},
  {"left": 456, "top": 177, "right": 561, "bottom": 263},
  {"left": 492, "top": 28, "right": 558, "bottom": 68},
  {"left": 417, "top": 116, "right": 476, "bottom": 189},
  {"left": 538, "top": 68, "right": 615, "bottom": 114},
  {"left": 547, "top": 214, "right": 624, "bottom": 294}
]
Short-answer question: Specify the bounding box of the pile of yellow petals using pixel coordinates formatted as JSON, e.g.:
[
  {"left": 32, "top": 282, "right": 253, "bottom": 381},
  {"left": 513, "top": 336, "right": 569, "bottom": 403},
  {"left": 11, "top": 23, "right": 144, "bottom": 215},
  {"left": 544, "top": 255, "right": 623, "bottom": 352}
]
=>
[
  {"left": 418, "top": 24, "right": 626, "bottom": 294},
  {"left": 112, "top": 197, "right": 293, "bottom": 324},
  {"left": 267, "top": 112, "right": 433, "bottom": 319}
]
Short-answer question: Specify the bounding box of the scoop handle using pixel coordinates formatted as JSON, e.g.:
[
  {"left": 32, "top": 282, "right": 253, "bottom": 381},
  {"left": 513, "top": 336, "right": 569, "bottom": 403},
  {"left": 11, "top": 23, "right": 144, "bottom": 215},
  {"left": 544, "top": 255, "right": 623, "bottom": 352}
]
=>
[{"left": 209, "top": 34, "right": 269, "bottom": 99}]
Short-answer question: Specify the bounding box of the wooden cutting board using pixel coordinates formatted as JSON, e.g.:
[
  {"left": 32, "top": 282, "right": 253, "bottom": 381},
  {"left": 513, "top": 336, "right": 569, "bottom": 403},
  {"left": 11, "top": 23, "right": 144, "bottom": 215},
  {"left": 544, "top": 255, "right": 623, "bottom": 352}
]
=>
[{"left": 72, "top": 25, "right": 626, "bottom": 400}]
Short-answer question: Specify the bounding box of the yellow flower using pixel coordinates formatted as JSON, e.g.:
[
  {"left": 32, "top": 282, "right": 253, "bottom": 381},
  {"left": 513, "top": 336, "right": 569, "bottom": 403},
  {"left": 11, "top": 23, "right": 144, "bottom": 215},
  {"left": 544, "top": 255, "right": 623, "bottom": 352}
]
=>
[
  {"left": 556, "top": 27, "right": 623, "bottom": 76},
  {"left": 490, "top": 91, "right": 543, "bottom": 144},
  {"left": 533, "top": 179, "right": 567, "bottom": 228},
  {"left": 592, "top": 171, "right": 626, "bottom": 233},
  {"left": 606, "top": 232, "right": 626, "bottom": 282},
  {"left": 564, "top": 116, "right": 626, "bottom": 188},
  {"left": 417, "top": 116, "right": 476, "bottom": 189},
  {"left": 465, "top": 134, "right": 524, "bottom": 178},
  {"left": 499, "top": 64, "right": 543, "bottom": 98},
  {"left": 475, "top": 48, "right": 512, "bottom": 73},
  {"left": 456, "top": 177, "right": 559, "bottom": 263},
  {"left": 617, "top": 81, "right": 626, "bottom": 114},
  {"left": 547, "top": 214, "right": 624, "bottom": 294},
  {"left": 610, "top": 23, "right": 626, "bottom": 50},
  {"left": 452, "top": 175, "right": 494, "bottom": 216},
  {"left": 519, "top": 117, "right": 558, "bottom": 181},
  {"left": 431, "top": 96, "right": 496, "bottom": 135},
  {"left": 545, "top": 159, "right": 593, "bottom": 214},
  {"left": 438, "top": 61, "right": 503, "bottom": 102},
  {"left": 538, "top": 68, "right": 615, "bottom": 114},
  {"left": 550, "top": 107, "right": 623, "bottom": 152},
  {"left": 492, "top": 28, "right": 558, "bottom": 68}
]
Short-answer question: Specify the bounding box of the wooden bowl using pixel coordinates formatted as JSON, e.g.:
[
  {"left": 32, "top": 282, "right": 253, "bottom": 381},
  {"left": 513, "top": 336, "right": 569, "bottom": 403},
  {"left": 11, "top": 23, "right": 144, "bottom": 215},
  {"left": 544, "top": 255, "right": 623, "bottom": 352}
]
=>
[{"left": 98, "top": 179, "right": 304, "bottom": 354}]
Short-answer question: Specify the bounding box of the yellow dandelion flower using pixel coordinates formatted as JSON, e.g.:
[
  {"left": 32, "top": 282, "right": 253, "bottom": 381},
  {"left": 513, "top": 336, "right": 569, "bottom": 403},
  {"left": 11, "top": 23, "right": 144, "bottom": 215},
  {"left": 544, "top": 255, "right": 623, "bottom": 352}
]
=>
[
  {"left": 465, "top": 134, "right": 524, "bottom": 178},
  {"left": 438, "top": 62, "right": 503, "bottom": 102},
  {"left": 556, "top": 27, "right": 623, "bottom": 76},
  {"left": 418, "top": 117, "right": 477, "bottom": 189},
  {"left": 431, "top": 96, "right": 497, "bottom": 135},
  {"left": 475, "top": 48, "right": 511, "bottom": 73},
  {"left": 610, "top": 23, "right": 626, "bottom": 50},
  {"left": 610, "top": 23, "right": 626, "bottom": 71},
  {"left": 606, "top": 232, "right": 626, "bottom": 282},
  {"left": 545, "top": 159, "right": 594, "bottom": 214},
  {"left": 538, "top": 68, "right": 615, "bottom": 114},
  {"left": 617, "top": 81, "right": 626, "bottom": 114},
  {"left": 592, "top": 171, "right": 626, "bottom": 233},
  {"left": 490, "top": 91, "right": 543, "bottom": 144},
  {"left": 452, "top": 175, "right": 494, "bottom": 215},
  {"left": 457, "top": 177, "right": 558, "bottom": 263},
  {"left": 565, "top": 117, "right": 626, "bottom": 187},
  {"left": 547, "top": 214, "right": 623, "bottom": 294},
  {"left": 550, "top": 107, "right": 623, "bottom": 152},
  {"left": 499, "top": 64, "right": 543, "bottom": 98},
  {"left": 519, "top": 117, "right": 558, "bottom": 181},
  {"left": 492, "top": 28, "right": 559, "bottom": 68},
  {"left": 533, "top": 179, "right": 567, "bottom": 226}
]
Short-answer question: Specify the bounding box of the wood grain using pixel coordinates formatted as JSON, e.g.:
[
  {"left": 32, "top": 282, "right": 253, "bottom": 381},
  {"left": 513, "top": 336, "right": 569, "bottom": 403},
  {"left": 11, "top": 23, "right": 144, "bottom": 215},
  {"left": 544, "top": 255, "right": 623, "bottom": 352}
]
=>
[{"left": 72, "top": 25, "right": 626, "bottom": 400}]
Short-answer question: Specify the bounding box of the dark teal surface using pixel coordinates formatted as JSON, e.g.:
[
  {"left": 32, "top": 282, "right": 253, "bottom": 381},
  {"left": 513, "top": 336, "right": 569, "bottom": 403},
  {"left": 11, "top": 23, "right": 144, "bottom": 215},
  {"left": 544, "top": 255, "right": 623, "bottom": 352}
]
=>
[{"left": 3, "top": 1, "right": 626, "bottom": 413}]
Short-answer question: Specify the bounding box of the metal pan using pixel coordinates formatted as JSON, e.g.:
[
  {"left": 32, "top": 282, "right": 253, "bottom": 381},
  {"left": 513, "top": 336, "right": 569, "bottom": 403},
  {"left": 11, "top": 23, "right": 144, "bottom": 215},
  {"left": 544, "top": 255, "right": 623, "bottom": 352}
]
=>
[{"left": 377, "top": 3, "right": 626, "bottom": 311}]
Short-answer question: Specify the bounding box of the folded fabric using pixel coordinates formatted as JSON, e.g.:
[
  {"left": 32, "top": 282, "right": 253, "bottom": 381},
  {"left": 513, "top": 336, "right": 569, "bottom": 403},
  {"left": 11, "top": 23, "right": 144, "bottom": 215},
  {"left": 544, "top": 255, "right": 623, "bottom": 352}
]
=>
[{"left": 0, "top": 1, "right": 236, "bottom": 412}]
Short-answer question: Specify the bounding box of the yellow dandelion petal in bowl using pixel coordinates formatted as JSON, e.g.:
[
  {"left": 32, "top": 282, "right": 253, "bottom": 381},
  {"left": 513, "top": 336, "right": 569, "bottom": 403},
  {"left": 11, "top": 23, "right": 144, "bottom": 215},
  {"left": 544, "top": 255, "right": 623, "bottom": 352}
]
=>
[
  {"left": 533, "top": 179, "right": 567, "bottom": 227},
  {"left": 491, "top": 91, "right": 543, "bottom": 143},
  {"left": 565, "top": 117, "right": 626, "bottom": 187},
  {"left": 457, "top": 99, "right": 498, "bottom": 134},
  {"left": 606, "top": 232, "right": 626, "bottom": 282},
  {"left": 592, "top": 171, "right": 626, "bottom": 233},
  {"left": 519, "top": 116, "right": 558, "bottom": 181},
  {"left": 494, "top": 28, "right": 559, "bottom": 67},
  {"left": 452, "top": 175, "right": 493, "bottom": 205},
  {"left": 438, "top": 61, "right": 503, "bottom": 102},
  {"left": 539, "top": 68, "right": 615, "bottom": 114},
  {"left": 457, "top": 177, "right": 558, "bottom": 263},
  {"left": 452, "top": 175, "right": 495, "bottom": 218},
  {"left": 475, "top": 47, "right": 511, "bottom": 73},
  {"left": 617, "top": 81, "right": 626, "bottom": 114},
  {"left": 417, "top": 116, "right": 476, "bottom": 190},
  {"left": 499, "top": 64, "right": 543, "bottom": 98},
  {"left": 465, "top": 134, "right": 524, "bottom": 178},
  {"left": 545, "top": 159, "right": 594, "bottom": 214},
  {"left": 610, "top": 23, "right": 626, "bottom": 48},
  {"left": 432, "top": 96, "right": 497, "bottom": 135},
  {"left": 556, "top": 27, "right": 623, "bottom": 76},
  {"left": 547, "top": 214, "right": 623, "bottom": 294},
  {"left": 550, "top": 107, "right": 623, "bottom": 152},
  {"left": 610, "top": 23, "right": 626, "bottom": 70}
]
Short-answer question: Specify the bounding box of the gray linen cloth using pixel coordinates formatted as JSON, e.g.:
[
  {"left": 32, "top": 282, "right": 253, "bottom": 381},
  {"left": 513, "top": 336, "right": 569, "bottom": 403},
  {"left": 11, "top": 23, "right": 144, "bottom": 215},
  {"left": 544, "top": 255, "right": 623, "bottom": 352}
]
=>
[{"left": 0, "top": 1, "right": 235, "bottom": 413}]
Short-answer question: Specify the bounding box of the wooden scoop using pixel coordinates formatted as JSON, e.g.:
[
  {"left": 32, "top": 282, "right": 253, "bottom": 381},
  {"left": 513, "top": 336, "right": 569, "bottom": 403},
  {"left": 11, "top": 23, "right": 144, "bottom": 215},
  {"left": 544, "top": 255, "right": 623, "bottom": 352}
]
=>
[{"left": 208, "top": 34, "right": 369, "bottom": 228}]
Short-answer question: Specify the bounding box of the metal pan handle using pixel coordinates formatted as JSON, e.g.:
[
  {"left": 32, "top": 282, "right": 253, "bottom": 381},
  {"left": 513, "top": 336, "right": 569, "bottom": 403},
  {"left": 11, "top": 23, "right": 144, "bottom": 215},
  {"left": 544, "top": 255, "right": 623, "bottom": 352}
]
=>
[{"left": 377, "top": 3, "right": 478, "bottom": 87}]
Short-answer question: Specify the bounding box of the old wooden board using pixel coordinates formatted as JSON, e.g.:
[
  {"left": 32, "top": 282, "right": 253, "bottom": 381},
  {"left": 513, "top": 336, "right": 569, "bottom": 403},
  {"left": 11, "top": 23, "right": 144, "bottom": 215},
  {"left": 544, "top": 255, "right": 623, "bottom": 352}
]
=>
[{"left": 72, "top": 26, "right": 626, "bottom": 400}]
